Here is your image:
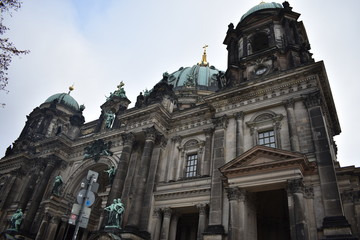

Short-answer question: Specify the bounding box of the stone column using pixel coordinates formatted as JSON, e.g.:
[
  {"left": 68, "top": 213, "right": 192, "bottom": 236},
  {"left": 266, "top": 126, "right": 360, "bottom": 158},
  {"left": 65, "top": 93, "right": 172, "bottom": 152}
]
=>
[
  {"left": 127, "top": 127, "right": 157, "bottom": 228},
  {"left": 287, "top": 179, "right": 309, "bottom": 240},
  {"left": 18, "top": 166, "right": 39, "bottom": 211},
  {"left": 0, "top": 167, "right": 26, "bottom": 212},
  {"left": 304, "top": 186, "right": 318, "bottom": 240},
  {"left": 226, "top": 188, "right": 241, "bottom": 240},
  {"left": 44, "top": 216, "right": 60, "bottom": 240},
  {"left": 107, "top": 132, "right": 135, "bottom": 204},
  {"left": 55, "top": 220, "right": 67, "bottom": 240},
  {"left": 197, "top": 204, "right": 207, "bottom": 240},
  {"left": 284, "top": 99, "right": 300, "bottom": 152},
  {"left": 152, "top": 208, "right": 163, "bottom": 240},
  {"left": 303, "top": 92, "right": 353, "bottom": 237},
  {"left": 35, "top": 213, "right": 51, "bottom": 240},
  {"left": 140, "top": 136, "right": 167, "bottom": 231},
  {"left": 22, "top": 158, "right": 58, "bottom": 233},
  {"left": 235, "top": 112, "right": 245, "bottom": 156},
  {"left": 203, "top": 128, "right": 213, "bottom": 176},
  {"left": 160, "top": 207, "right": 172, "bottom": 240},
  {"left": 204, "top": 116, "right": 227, "bottom": 239},
  {"left": 169, "top": 212, "right": 179, "bottom": 240}
]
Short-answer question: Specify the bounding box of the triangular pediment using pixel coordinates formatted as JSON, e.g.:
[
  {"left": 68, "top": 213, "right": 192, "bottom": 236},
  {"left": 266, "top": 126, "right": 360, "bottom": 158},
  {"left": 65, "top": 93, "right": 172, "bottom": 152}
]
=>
[{"left": 220, "top": 145, "right": 315, "bottom": 177}]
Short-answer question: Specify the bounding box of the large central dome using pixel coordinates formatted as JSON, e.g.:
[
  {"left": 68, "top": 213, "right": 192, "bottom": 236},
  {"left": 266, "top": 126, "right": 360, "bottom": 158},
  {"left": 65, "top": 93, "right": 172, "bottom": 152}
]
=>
[{"left": 167, "top": 64, "right": 222, "bottom": 92}]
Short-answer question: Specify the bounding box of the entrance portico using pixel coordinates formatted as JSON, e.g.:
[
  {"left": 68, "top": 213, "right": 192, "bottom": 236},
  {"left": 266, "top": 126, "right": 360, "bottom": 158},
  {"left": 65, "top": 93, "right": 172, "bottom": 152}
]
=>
[{"left": 220, "top": 145, "right": 316, "bottom": 240}]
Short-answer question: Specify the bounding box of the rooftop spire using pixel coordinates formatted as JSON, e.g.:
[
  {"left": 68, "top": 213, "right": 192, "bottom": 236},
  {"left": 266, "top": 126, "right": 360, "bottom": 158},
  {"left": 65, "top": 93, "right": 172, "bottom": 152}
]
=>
[{"left": 198, "top": 45, "right": 209, "bottom": 66}]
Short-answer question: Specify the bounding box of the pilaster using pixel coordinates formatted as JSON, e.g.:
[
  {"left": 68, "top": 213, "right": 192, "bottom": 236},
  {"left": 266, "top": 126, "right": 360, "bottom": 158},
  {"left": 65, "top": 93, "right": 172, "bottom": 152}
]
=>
[
  {"left": 284, "top": 98, "right": 300, "bottom": 152},
  {"left": 22, "top": 157, "right": 58, "bottom": 233},
  {"left": 303, "top": 92, "right": 355, "bottom": 239},
  {"left": 126, "top": 127, "right": 157, "bottom": 232}
]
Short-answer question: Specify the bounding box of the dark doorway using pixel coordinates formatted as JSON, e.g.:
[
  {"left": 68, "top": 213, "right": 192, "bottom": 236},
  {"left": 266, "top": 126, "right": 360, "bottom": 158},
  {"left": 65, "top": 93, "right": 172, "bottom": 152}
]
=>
[
  {"left": 176, "top": 213, "right": 199, "bottom": 240},
  {"left": 256, "top": 189, "right": 291, "bottom": 240}
]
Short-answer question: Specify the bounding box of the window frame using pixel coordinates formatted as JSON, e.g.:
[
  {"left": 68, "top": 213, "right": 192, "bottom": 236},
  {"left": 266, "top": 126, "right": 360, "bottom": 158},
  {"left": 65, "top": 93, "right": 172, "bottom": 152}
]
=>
[
  {"left": 185, "top": 153, "right": 199, "bottom": 178},
  {"left": 246, "top": 112, "right": 283, "bottom": 149}
]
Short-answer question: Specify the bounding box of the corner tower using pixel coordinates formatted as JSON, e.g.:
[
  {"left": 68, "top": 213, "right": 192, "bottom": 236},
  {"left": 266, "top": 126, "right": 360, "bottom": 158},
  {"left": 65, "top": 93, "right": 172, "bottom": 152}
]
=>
[{"left": 224, "top": 1, "right": 313, "bottom": 85}]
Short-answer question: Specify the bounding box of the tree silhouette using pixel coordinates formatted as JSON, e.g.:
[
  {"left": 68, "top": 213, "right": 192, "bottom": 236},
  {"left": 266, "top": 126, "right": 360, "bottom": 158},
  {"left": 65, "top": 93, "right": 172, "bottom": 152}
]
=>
[{"left": 0, "top": 0, "right": 29, "bottom": 98}]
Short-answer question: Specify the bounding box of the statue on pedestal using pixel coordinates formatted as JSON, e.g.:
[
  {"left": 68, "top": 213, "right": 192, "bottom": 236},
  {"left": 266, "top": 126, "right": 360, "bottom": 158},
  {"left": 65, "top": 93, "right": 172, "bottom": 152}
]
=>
[{"left": 104, "top": 198, "right": 125, "bottom": 229}]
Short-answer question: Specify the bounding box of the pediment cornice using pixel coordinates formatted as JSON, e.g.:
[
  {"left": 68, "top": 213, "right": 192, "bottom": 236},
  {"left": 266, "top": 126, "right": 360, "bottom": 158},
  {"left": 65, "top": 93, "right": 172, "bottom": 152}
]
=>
[{"left": 220, "top": 145, "right": 316, "bottom": 178}]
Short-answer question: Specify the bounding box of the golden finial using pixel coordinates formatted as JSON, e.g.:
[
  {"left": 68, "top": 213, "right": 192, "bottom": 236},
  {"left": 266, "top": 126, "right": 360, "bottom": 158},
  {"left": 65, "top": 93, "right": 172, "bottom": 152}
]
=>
[
  {"left": 260, "top": 1, "right": 265, "bottom": 4},
  {"left": 198, "top": 45, "right": 209, "bottom": 66},
  {"left": 68, "top": 84, "right": 74, "bottom": 94},
  {"left": 117, "top": 81, "right": 124, "bottom": 90}
]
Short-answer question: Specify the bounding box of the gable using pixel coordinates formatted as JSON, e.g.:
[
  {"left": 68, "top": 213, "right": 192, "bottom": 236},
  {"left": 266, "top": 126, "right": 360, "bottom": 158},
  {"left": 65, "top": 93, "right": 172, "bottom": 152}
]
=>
[{"left": 220, "top": 145, "right": 316, "bottom": 178}]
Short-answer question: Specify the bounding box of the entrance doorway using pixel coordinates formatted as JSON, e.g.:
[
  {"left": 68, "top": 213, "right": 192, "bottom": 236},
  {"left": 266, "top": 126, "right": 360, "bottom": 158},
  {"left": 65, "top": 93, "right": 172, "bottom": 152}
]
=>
[
  {"left": 176, "top": 213, "right": 199, "bottom": 240},
  {"left": 256, "top": 189, "right": 290, "bottom": 240}
]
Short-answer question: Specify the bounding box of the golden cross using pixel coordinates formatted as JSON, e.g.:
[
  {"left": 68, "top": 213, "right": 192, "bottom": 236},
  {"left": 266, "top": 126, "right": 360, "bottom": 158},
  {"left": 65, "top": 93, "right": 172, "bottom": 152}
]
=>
[{"left": 203, "top": 45, "right": 209, "bottom": 53}]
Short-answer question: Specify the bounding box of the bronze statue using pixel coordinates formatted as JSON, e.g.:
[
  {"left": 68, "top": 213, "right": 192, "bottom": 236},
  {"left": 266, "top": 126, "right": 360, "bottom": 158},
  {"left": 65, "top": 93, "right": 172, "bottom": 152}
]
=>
[
  {"left": 104, "top": 111, "right": 115, "bottom": 129},
  {"left": 104, "top": 198, "right": 125, "bottom": 228},
  {"left": 52, "top": 175, "right": 63, "bottom": 196},
  {"left": 9, "top": 209, "right": 23, "bottom": 231},
  {"left": 104, "top": 165, "right": 116, "bottom": 185}
]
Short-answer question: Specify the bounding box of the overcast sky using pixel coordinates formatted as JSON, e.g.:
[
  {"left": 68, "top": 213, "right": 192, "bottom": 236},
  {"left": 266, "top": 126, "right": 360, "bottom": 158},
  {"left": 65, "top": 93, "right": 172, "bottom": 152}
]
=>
[{"left": 1, "top": 0, "right": 359, "bottom": 167}]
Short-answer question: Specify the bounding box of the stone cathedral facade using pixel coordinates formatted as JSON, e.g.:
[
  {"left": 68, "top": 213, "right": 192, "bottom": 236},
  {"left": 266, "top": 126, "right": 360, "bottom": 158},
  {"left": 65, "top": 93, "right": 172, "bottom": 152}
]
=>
[{"left": 1, "top": 2, "right": 359, "bottom": 240}]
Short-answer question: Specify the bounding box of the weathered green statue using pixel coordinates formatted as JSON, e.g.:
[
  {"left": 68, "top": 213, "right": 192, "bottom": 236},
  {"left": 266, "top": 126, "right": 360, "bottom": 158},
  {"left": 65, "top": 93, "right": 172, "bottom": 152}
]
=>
[
  {"left": 9, "top": 209, "right": 23, "bottom": 231},
  {"left": 52, "top": 175, "right": 63, "bottom": 196},
  {"left": 104, "top": 198, "right": 125, "bottom": 229},
  {"left": 104, "top": 165, "right": 116, "bottom": 184},
  {"left": 104, "top": 111, "right": 115, "bottom": 129}
]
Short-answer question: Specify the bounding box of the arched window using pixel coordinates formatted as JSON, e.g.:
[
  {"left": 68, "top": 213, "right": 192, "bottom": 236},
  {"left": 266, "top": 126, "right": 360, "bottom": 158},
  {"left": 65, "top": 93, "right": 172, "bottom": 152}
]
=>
[{"left": 246, "top": 112, "right": 283, "bottom": 148}]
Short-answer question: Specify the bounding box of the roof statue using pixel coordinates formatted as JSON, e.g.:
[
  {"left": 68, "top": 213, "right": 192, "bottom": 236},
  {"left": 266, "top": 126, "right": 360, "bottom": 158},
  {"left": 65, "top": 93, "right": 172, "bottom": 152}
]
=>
[{"left": 106, "top": 81, "right": 128, "bottom": 101}]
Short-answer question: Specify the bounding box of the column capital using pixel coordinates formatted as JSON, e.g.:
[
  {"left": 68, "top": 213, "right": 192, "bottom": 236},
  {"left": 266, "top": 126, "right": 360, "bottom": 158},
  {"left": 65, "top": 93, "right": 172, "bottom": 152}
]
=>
[
  {"left": 226, "top": 187, "right": 246, "bottom": 201},
  {"left": 203, "top": 128, "right": 214, "bottom": 137},
  {"left": 171, "top": 135, "right": 182, "bottom": 143},
  {"left": 122, "top": 132, "right": 135, "bottom": 145},
  {"left": 158, "top": 135, "right": 168, "bottom": 148},
  {"left": 283, "top": 98, "right": 295, "bottom": 109},
  {"left": 196, "top": 203, "right": 208, "bottom": 215},
  {"left": 143, "top": 127, "right": 158, "bottom": 142},
  {"left": 304, "top": 185, "right": 314, "bottom": 199},
  {"left": 287, "top": 178, "right": 305, "bottom": 194},
  {"left": 153, "top": 208, "right": 162, "bottom": 218},
  {"left": 234, "top": 111, "right": 244, "bottom": 120},
  {"left": 302, "top": 91, "right": 321, "bottom": 109},
  {"left": 162, "top": 207, "right": 172, "bottom": 218},
  {"left": 212, "top": 115, "right": 228, "bottom": 129}
]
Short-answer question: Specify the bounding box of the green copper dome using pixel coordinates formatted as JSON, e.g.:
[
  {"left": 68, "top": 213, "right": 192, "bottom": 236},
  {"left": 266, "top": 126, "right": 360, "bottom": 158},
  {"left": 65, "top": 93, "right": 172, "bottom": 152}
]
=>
[
  {"left": 44, "top": 93, "right": 80, "bottom": 111},
  {"left": 240, "top": 2, "right": 283, "bottom": 21},
  {"left": 167, "top": 64, "right": 222, "bottom": 91}
]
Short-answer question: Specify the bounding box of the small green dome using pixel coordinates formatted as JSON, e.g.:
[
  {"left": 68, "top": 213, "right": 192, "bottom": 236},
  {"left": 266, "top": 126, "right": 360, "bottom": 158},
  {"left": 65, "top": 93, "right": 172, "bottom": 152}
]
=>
[
  {"left": 167, "top": 64, "right": 222, "bottom": 91},
  {"left": 240, "top": 2, "right": 283, "bottom": 22},
  {"left": 44, "top": 93, "right": 80, "bottom": 111}
]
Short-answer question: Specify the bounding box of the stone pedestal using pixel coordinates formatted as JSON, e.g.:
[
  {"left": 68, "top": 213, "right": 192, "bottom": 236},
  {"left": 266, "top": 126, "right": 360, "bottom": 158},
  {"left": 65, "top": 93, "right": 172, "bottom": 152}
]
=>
[
  {"left": 321, "top": 216, "right": 358, "bottom": 240},
  {"left": 203, "top": 225, "right": 225, "bottom": 240}
]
